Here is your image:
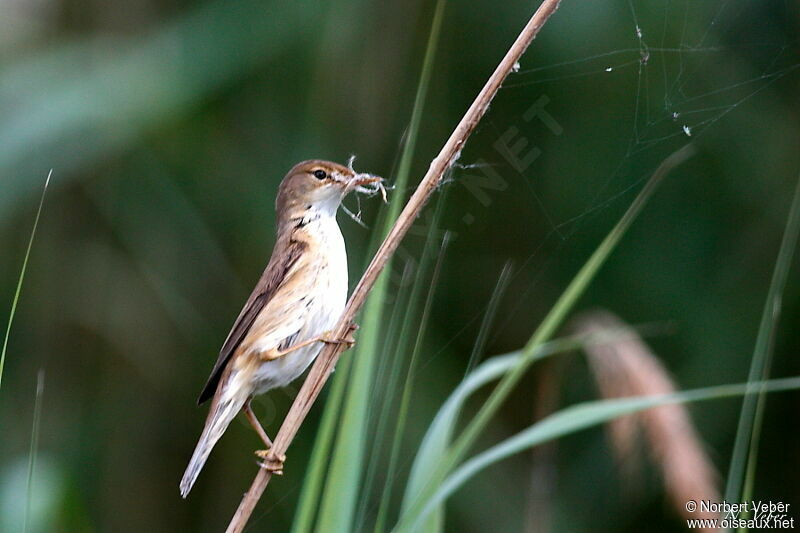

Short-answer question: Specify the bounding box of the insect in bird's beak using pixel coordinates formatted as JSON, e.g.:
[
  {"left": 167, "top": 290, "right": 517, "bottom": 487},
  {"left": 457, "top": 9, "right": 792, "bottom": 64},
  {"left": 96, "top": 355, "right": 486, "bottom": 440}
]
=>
[
  {"left": 350, "top": 173, "right": 381, "bottom": 187},
  {"left": 348, "top": 173, "right": 388, "bottom": 203}
]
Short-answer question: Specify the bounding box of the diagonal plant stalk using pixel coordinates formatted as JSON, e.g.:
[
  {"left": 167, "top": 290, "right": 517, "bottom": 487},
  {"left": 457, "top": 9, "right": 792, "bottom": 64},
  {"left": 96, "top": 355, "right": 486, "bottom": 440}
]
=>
[
  {"left": 290, "top": 350, "right": 356, "bottom": 533},
  {"left": 725, "top": 175, "right": 800, "bottom": 508},
  {"left": 1, "top": 170, "right": 51, "bottom": 392},
  {"left": 224, "top": 2, "right": 564, "bottom": 531},
  {"left": 393, "top": 144, "right": 696, "bottom": 532}
]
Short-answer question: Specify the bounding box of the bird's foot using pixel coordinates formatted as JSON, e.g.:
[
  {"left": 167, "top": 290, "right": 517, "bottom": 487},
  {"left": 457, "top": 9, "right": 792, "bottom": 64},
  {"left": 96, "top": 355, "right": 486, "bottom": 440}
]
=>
[
  {"left": 255, "top": 449, "right": 286, "bottom": 476},
  {"left": 322, "top": 323, "right": 359, "bottom": 349}
]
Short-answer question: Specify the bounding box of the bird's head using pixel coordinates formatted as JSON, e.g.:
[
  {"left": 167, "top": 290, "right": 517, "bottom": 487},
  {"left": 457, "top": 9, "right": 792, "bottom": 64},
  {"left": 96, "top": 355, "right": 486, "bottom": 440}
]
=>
[{"left": 276, "top": 159, "right": 382, "bottom": 226}]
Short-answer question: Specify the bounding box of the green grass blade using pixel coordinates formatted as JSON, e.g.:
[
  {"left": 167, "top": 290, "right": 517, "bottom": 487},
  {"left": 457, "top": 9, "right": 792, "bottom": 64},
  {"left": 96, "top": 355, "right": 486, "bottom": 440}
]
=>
[
  {"left": 23, "top": 369, "right": 46, "bottom": 533},
  {"left": 401, "top": 353, "right": 520, "bottom": 533},
  {"left": 415, "top": 376, "right": 800, "bottom": 525},
  {"left": 360, "top": 194, "right": 447, "bottom": 532},
  {"left": 390, "top": 0, "right": 447, "bottom": 212},
  {"left": 465, "top": 261, "right": 513, "bottom": 376},
  {"left": 290, "top": 353, "right": 355, "bottom": 533},
  {"left": 401, "top": 328, "right": 655, "bottom": 517},
  {"left": 1, "top": 170, "right": 51, "bottom": 391},
  {"left": 394, "top": 144, "right": 696, "bottom": 532},
  {"left": 725, "top": 175, "right": 800, "bottom": 506},
  {"left": 397, "top": 258, "right": 509, "bottom": 533},
  {"left": 373, "top": 232, "right": 450, "bottom": 533},
  {"left": 311, "top": 2, "right": 446, "bottom": 530},
  {"left": 381, "top": 192, "right": 450, "bottom": 420},
  {"left": 369, "top": 190, "right": 449, "bottom": 530},
  {"left": 355, "top": 260, "right": 416, "bottom": 531}
]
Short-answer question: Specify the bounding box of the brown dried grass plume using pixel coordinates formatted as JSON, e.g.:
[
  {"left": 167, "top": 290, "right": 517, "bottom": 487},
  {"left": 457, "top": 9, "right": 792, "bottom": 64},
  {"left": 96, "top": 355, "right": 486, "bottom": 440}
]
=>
[{"left": 572, "top": 310, "right": 720, "bottom": 530}]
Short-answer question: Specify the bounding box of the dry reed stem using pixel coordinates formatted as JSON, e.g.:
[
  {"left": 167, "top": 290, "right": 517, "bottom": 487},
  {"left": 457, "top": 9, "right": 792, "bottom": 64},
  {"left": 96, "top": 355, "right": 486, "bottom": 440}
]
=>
[
  {"left": 574, "top": 310, "right": 720, "bottom": 531},
  {"left": 224, "top": 2, "right": 563, "bottom": 531}
]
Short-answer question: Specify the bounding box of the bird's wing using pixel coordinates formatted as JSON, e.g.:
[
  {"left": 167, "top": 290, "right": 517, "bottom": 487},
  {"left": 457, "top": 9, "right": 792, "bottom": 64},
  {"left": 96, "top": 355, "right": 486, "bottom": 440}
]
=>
[{"left": 197, "top": 235, "right": 307, "bottom": 404}]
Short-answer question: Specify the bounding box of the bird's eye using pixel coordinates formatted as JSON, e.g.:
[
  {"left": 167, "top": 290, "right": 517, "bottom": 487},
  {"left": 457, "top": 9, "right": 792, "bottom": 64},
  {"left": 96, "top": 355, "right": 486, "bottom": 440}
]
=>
[{"left": 313, "top": 169, "right": 327, "bottom": 180}]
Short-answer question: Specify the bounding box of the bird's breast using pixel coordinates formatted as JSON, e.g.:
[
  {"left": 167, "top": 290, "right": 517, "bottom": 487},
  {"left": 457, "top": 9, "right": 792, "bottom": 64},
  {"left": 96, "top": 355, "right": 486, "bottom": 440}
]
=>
[
  {"left": 304, "top": 213, "right": 348, "bottom": 302},
  {"left": 247, "top": 215, "right": 348, "bottom": 393}
]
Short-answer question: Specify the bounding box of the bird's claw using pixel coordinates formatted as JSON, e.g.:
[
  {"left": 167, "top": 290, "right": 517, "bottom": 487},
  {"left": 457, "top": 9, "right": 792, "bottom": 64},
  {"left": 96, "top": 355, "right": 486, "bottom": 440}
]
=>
[
  {"left": 323, "top": 322, "right": 359, "bottom": 349},
  {"left": 255, "top": 449, "right": 286, "bottom": 476}
]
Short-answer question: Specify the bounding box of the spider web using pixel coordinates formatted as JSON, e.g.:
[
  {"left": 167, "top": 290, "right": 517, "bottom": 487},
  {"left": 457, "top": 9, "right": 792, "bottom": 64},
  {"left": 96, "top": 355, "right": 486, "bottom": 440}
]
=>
[{"left": 458, "top": 0, "right": 800, "bottom": 340}]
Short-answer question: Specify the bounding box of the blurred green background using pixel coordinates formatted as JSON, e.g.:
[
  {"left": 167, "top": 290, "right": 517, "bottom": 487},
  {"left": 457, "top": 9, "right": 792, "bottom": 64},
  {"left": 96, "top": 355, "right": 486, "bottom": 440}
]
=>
[{"left": 2, "top": 0, "right": 799, "bottom": 531}]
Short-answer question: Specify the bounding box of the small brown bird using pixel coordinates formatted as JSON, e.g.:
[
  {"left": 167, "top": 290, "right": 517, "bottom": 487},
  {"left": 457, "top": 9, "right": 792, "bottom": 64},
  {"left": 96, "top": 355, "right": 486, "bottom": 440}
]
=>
[{"left": 180, "top": 159, "right": 382, "bottom": 497}]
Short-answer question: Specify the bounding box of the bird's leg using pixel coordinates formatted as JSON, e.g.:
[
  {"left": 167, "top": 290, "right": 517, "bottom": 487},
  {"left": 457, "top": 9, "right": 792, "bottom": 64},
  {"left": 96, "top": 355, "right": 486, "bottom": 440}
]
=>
[
  {"left": 259, "top": 336, "right": 322, "bottom": 361},
  {"left": 259, "top": 322, "right": 360, "bottom": 361},
  {"left": 244, "top": 399, "right": 286, "bottom": 474},
  {"left": 243, "top": 398, "right": 272, "bottom": 449}
]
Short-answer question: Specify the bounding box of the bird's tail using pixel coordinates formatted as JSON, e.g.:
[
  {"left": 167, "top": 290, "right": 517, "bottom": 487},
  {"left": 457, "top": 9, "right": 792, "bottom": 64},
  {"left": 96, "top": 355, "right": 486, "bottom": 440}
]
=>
[{"left": 180, "top": 380, "right": 249, "bottom": 498}]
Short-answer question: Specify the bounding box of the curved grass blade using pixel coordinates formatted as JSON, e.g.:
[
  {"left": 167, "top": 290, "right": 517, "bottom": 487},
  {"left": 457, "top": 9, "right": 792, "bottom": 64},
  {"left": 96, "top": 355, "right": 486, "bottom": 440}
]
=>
[
  {"left": 725, "top": 175, "right": 800, "bottom": 507},
  {"left": 1, "top": 170, "right": 51, "bottom": 391},
  {"left": 400, "top": 326, "right": 647, "bottom": 522},
  {"left": 394, "top": 144, "right": 696, "bottom": 532},
  {"left": 398, "top": 261, "right": 510, "bottom": 533},
  {"left": 413, "top": 376, "right": 800, "bottom": 526},
  {"left": 400, "top": 353, "right": 520, "bottom": 533}
]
